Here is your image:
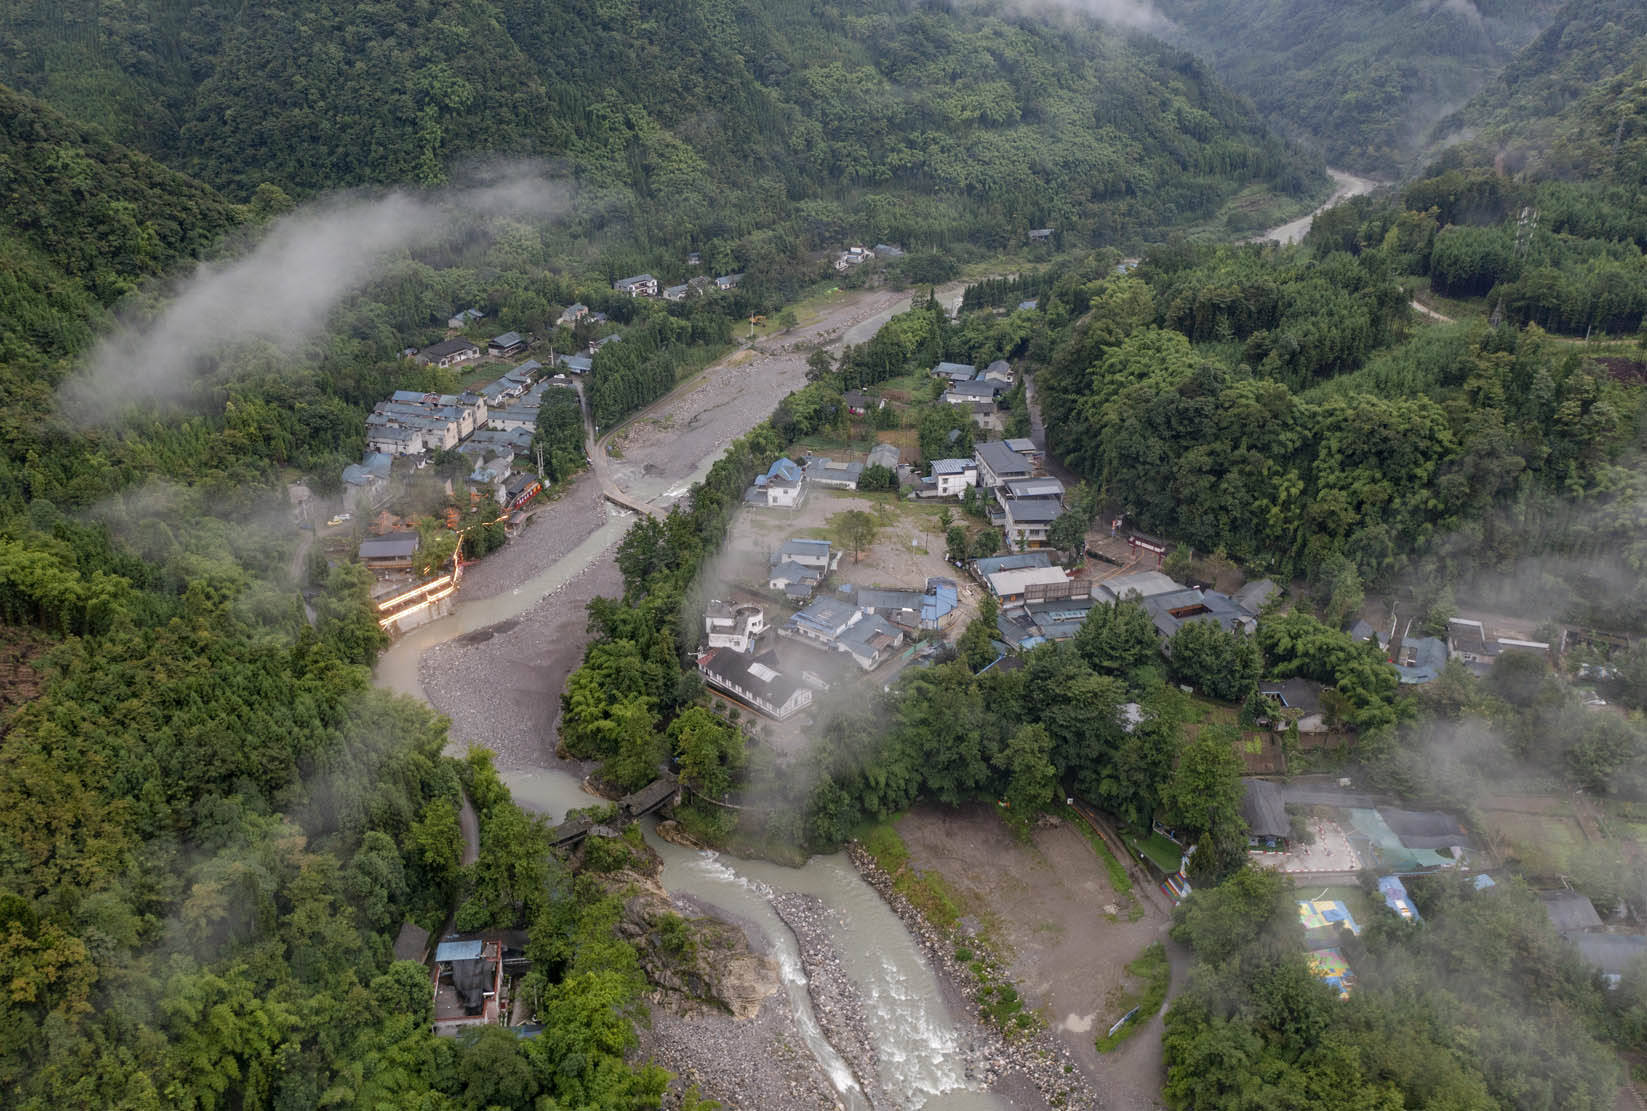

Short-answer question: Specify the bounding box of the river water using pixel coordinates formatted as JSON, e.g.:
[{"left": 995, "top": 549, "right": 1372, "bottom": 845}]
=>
[
  {"left": 372, "top": 289, "right": 1004, "bottom": 1109},
  {"left": 1258, "top": 167, "right": 1380, "bottom": 245},
  {"left": 367, "top": 193, "right": 1378, "bottom": 1102}
]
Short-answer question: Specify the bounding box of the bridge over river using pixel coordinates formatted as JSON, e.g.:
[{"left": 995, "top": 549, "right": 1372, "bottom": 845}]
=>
[{"left": 550, "top": 773, "right": 679, "bottom": 848}]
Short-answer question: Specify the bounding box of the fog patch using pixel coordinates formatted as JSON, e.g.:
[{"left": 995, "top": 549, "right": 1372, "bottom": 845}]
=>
[{"left": 62, "top": 167, "right": 571, "bottom": 422}]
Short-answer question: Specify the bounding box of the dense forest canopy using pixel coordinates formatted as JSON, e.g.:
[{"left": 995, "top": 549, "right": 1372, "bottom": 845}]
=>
[
  {"left": 1153, "top": 0, "right": 1562, "bottom": 172},
  {"left": 0, "top": 0, "right": 1322, "bottom": 261},
  {"left": 1430, "top": 0, "right": 1647, "bottom": 185}
]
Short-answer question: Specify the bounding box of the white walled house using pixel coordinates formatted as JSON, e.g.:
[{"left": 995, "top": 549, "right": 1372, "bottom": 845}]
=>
[{"left": 704, "top": 601, "right": 767, "bottom": 654}]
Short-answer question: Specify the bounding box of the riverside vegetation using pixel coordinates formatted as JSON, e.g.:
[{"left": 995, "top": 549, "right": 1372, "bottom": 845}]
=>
[{"left": 4, "top": 1, "right": 1647, "bottom": 1108}]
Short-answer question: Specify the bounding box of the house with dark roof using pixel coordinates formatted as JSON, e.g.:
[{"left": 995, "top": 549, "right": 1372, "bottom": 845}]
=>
[
  {"left": 715, "top": 273, "right": 743, "bottom": 290},
  {"left": 1232, "top": 579, "right": 1278, "bottom": 614},
  {"left": 774, "top": 538, "right": 837, "bottom": 574},
  {"left": 804, "top": 456, "right": 864, "bottom": 490},
  {"left": 447, "top": 307, "right": 485, "bottom": 329},
  {"left": 556, "top": 353, "right": 593, "bottom": 375},
  {"left": 1542, "top": 891, "right": 1604, "bottom": 936},
  {"left": 843, "top": 389, "right": 874, "bottom": 415},
  {"left": 981, "top": 359, "right": 1014, "bottom": 384},
  {"left": 433, "top": 936, "right": 503, "bottom": 1035},
  {"left": 768, "top": 560, "right": 823, "bottom": 600},
  {"left": 974, "top": 441, "right": 1033, "bottom": 489},
  {"left": 360, "top": 534, "right": 420, "bottom": 571},
  {"left": 663, "top": 283, "right": 690, "bottom": 301},
  {"left": 997, "top": 494, "right": 1062, "bottom": 550},
  {"left": 931, "top": 361, "right": 977, "bottom": 383},
  {"left": 1574, "top": 934, "right": 1647, "bottom": 986},
  {"left": 927, "top": 457, "right": 978, "bottom": 497},
  {"left": 872, "top": 243, "right": 905, "bottom": 258},
  {"left": 1241, "top": 779, "right": 1290, "bottom": 849},
  {"left": 943, "top": 380, "right": 1002, "bottom": 406},
  {"left": 417, "top": 337, "right": 482, "bottom": 368},
  {"left": 785, "top": 595, "right": 861, "bottom": 646},
  {"left": 1144, "top": 587, "right": 1257, "bottom": 640},
  {"left": 1392, "top": 636, "right": 1447, "bottom": 684},
  {"left": 697, "top": 648, "right": 813, "bottom": 720},
  {"left": 488, "top": 331, "right": 526, "bottom": 357},
  {"left": 868, "top": 442, "right": 900, "bottom": 472},
  {"left": 849, "top": 578, "right": 960, "bottom": 632},
  {"left": 1260, "top": 677, "right": 1329, "bottom": 736},
  {"left": 836, "top": 614, "right": 904, "bottom": 670}
]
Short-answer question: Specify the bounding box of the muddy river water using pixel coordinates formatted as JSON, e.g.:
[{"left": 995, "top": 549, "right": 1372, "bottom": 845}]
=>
[
  {"left": 365, "top": 185, "right": 1367, "bottom": 1099},
  {"left": 373, "top": 281, "right": 1001, "bottom": 1109}
]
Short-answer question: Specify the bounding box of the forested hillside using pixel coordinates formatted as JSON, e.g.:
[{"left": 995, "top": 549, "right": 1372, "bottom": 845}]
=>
[
  {"left": 1431, "top": 0, "right": 1647, "bottom": 184},
  {"left": 0, "top": 0, "right": 1320, "bottom": 262},
  {"left": 1153, "top": 0, "right": 1560, "bottom": 172}
]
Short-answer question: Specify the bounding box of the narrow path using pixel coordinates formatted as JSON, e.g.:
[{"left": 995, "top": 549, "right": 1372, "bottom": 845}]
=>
[
  {"left": 458, "top": 788, "right": 480, "bottom": 867},
  {"left": 1410, "top": 299, "right": 1454, "bottom": 323}
]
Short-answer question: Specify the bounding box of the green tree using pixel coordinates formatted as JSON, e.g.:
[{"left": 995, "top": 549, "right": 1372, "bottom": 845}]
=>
[
  {"left": 997, "top": 724, "right": 1057, "bottom": 839},
  {"left": 835, "top": 510, "right": 877, "bottom": 563},
  {"left": 670, "top": 706, "right": 744, "bottom": 800},
  {"left": 1167, "top": 622, "right": 1262, "bottom": 703}
]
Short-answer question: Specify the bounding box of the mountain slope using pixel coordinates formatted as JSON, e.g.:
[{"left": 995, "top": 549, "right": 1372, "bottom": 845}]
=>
[
  {"left": 1, "top": 0, "right": 1320, "bottom": 252},
  {"left": 1153, "top": 0, "right": 1562, "bottom": 172},
  {"left": 0, "top": 83, "right": 241, "bottom": 367},
  {"left": 1430, "top": 0, "right": 1647, "bottom": 183}
]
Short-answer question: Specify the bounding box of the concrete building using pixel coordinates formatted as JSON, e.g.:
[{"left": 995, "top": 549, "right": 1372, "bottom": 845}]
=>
[
  {"left": 927, "top": 458, "right": 978, "bottom": 497},
  {"left": 704, "top": 601, "right": 766, "bottom": 654}
]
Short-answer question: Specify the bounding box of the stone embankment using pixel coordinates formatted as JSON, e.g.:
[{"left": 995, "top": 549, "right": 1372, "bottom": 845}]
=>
[
  {"left": 847, "top": 843, "right": 1102, "bottom": 1110},
  {"left": 770, "top": 892, "right": 882, "bottom": 1107}
]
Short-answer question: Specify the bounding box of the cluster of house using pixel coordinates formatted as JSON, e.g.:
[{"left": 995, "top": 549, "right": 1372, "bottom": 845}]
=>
[
  {"left": 743, "top": 443, "right": 904, "bottom": 508},
  {"left": 980, "top": 561, "right": 1276, "bottom": 655},
  {"left": 1347, "top": 614, "right": 1551, "bottom": 685},
  {"left": 694, "top": 535, "right": 960, "bottom": 721},
  {"left": 355, "top": 357, "right": 561, "bottom": 511},
  {"left": 931, "top": 358, "right": 1014, "bottom": 408},
  {"left": 612, "top": 271, "right": 742, "bottom": 300},
  {"left": 834, "top": 243, "right": 905, "bottom": 271},
  {"left": 924, "top": 439, "right": 1064, "bottom": 550}
]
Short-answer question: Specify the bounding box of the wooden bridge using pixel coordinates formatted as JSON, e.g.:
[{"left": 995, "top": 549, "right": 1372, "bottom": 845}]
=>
[{"left": 550, "top": 774, "right": 679, "bottom": 848}]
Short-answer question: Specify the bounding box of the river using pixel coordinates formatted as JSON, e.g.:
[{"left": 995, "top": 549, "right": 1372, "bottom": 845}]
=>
[
  {"left": 366, "top": 197, "right": 1374, "bottom": 1101},
  {"left": 373, "top": 283, "right": 1005, "bottom": 1109},
  {"left": 1258, "top": 167, "right": 1380, "bottom": 245}
]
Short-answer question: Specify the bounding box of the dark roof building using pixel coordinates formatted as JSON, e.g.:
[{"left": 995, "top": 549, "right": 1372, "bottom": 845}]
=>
[
  {"left": 1542, "top": 891, "right": 1604, "bottom": 935},
  {"left": 1240, "top": 778, "right": 1290, "bottom": 842},
  {"left": 697, "top": 648, "right": 813, "bottom": 720}
]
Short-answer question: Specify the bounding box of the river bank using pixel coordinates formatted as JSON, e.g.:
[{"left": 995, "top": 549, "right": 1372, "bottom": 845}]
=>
[{"left": 846, "top": 843, "right": 1098, "bottom": 1111}]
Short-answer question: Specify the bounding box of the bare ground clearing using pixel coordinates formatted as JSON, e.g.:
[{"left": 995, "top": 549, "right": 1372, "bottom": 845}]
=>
[{"left": 896, "top": 803, "right": 1173, "bottom": 1109}]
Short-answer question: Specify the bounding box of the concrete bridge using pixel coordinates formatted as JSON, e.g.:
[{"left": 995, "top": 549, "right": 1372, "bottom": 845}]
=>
[{"left": 550, "top": 774, "right": 679, "bottom": 848}]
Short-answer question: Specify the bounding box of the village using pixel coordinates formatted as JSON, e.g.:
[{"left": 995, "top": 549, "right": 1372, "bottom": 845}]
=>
[{"left": 315, "top": 263, "right": 1642, "bottom": 1051}]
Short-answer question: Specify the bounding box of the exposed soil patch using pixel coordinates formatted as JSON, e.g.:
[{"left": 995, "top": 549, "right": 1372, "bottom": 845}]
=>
[
  {"left": 895, "top": 802, "right": 1174, "bottom": 1108},
  {"left": 0, "top": 626, "right": 52, "bottom": 724}
]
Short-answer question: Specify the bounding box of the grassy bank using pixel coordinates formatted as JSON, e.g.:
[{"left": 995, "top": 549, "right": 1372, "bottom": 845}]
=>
[{"left": 1095, "top": 942, "right": 1171, "bottom": 1053}]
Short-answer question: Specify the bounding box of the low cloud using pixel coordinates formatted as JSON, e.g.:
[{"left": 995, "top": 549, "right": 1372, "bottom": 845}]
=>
[
  {"left": 987, "top": 0, "right": 1171, "bottom": 34},
  {"left": 62, "top": 168, "right": 570, "bottom": 422}
]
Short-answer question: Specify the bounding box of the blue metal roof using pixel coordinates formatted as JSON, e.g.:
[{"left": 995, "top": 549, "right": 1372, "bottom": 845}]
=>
[{"left": 435, "top": 939, "right": 484, "bottom": 962}]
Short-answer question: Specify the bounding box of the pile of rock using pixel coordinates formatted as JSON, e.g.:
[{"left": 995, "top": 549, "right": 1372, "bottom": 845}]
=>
[
  {"left": 770, "top": 892, "right": 882, "bottom": 1106},
  {"left": 846, "top": 843, "right": 1101, "bottom": 1110}
]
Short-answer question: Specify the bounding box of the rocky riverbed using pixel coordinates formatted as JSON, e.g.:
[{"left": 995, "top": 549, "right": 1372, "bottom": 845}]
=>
[
  {"left": 770, "top": 892, "right": 883, "bottom": 1107},
  {"left": 847, "top": 844, "right": 1102, "bottom": 1110},
  {"left": 420, "top": 548, "right": 625, "bottom": 770}
]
